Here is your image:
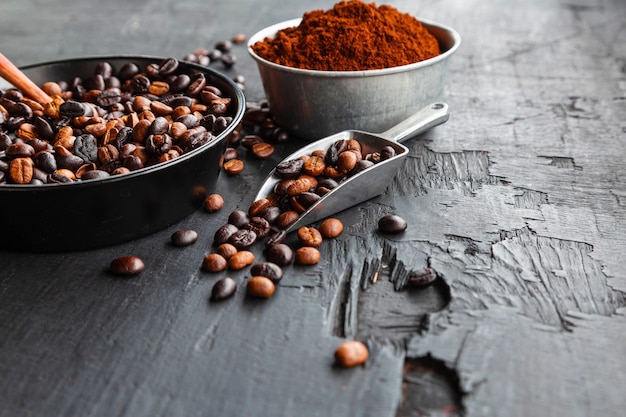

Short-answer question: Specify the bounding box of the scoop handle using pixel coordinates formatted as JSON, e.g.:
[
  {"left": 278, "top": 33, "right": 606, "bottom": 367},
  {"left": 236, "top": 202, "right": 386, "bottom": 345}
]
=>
[
  {"left": 381, "top": 102, "right": 449, "bottom": 143},
  {"left": 0, "top": 52, "right": 53, "bottom": 104}
]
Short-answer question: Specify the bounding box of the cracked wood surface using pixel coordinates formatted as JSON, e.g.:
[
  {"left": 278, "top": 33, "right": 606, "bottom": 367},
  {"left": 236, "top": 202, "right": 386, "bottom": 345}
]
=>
[{"left": 1, "top": 0, "right": 625, "bottom": 416}]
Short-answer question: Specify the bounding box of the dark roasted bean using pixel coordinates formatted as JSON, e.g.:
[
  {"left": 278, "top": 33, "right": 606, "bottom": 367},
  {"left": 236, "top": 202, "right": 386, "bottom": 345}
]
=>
[
  {"left": 109, "top": 255, "right": 145, "bottom": 276},
  {"left": 380, "top": 145, "right": 396, "bottom": 160},
  {"left": 80, "top": 169, "right": 110, "bottom": 181},
  {"left": 275, "top": 158, "right": 303, "bottom": 178},
  {"left": 73, "top": 134, "right": 98, "bottom": 163},
  {"left": 228, "top": 229, "right": 257, "bottom": 250},
  {"left": 378, "top": 214, "right": 408, "bottom": 233},
  {"left": 210, "top": 277, "right": 237, "bottom": 301},
  {"left": 265, "top": 230, "right": 287, "bottom": 248},
  {"left": 171, "top": 229, "right": 199, "bottom": 247},
  {"left": 250, "top": 262, "right": 283, "bottom": 283},
  {"left": 245, "top": 216, "right": 271, "bottom": 237},
  {"left": 213, "top": 224, "right": 239, "bottom": 246},
  {"left": 265, "top": 243, "right": 293, "bottom": 266},
  {"left": 228, "top": 210, "right": 250, "bottom": 228}
]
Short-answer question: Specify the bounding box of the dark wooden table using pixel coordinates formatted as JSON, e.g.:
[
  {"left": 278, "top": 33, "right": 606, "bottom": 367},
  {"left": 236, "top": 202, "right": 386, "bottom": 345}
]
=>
[{"left": 2, "top": 0, "right": 626, "bottom": 416}]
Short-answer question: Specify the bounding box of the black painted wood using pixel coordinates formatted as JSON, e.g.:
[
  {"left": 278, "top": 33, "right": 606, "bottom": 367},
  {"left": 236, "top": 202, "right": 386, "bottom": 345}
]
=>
[{"left": 1, "top": 0, "right": 626, "bottom": 416}]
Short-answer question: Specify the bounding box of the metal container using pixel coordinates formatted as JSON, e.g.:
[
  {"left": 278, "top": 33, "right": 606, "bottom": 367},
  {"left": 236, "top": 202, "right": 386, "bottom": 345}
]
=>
[
  {"left": 248, "top": 18, "right": 461, "bottom": 141},
  {"left": 0, "top": 56, "right": 245, "bottom": 252}
]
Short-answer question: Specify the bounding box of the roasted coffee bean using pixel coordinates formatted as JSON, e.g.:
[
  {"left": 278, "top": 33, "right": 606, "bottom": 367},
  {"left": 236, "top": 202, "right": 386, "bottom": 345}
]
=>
[
  {"left": 258, "top": 206, "right": 281, "bottom": 224},
  {"left": 6, "top": 143, "right": 35, "bottom": 159},
  {"left": 47, "top": 172, "right": 73, "bottom": 183},
  {"left": 216, "top": 243, "right": 238, "bottom": 260},
  {"left": 334, "top": 340, "right": 369, "bottom": 368},
  {"left": 210, "top": 277, "right": 237, "bottom": 301},
  {"left": 407, "top": 267, "right": 437, "bottom": 288},
  {"left": 336, "top": 150, "right": 358, "bottom": 173},
  {"left": 80, "top": 169, "right": 110, "bottom": 181},
  {"left": 241, "top": 134, "right": 263, "bottom": 149},
  {"left": 73, "top": 134, "right": 98, "bottom": 163},
  {"left": 295, "top": 247, "right": 321, "bottom": 265},
  {"left": 265, "top": 230, "right": 287, "bottom": 248},
  {"left": 34, "top": 151, "right": 57, "bottom": 173},
  {"left": 276, "top": 210, "right": 299, "bottom": 230},
  {"left": 246, "top": 276, "right": 275, "bottom": 298},
  {"left": 222, "top": 147, "right": 239, "bottom": 162},
  {"left": 325, "top": 139, "right": 348, "bottom": 166},
  {"left": 228, "top": 250, "right": 255, "bottom": 270},
  {"left": 158, "top": 57, "right": 179, "bottom": 75},
  {"left": 59, "top": 100, "right": 85, "bottom": 118},
  {"left": 248, "top": 198, "right": 271, "bottom": 217},
  {"left": 245, "top": 216, "right": 271, "bottom": 237},
  {"left": 297, "top": 226, "right": 323, "bottom": 248},
  {"left": 223, "top": 158, "right": 244, "bottom": 175},
  {"left": 265, "top": 243, "right": 293, "bottom": 266},
  {"left": 351, "top": 159, "right": 375, "bottom": 175},
  {"left": 228, "top": 209, "right": 250, "bottom": 228},
  {"left": 380, "top": 145, "right": 396, "bottom": 161},
  {"left": 228, "top": 229, "right": 257, "bottom": 250},
  {"left": 275, "top": 158, "right": 303, "bottom": 178},
  {"left": 202, "top": 253, "right": 227, "bottom": 272},
  {"left": 251, "top": 142, "right": 274, "bottom": 159},
  {"left": 171, "top": 229, "right": 198, "bottom": 247},
  {"left": 97, "top": 89, "right": 122, "bottom": 107},
  {"left": 203, "top": 193, "right": 224, "bottom": 212},
  {"left": 295, "top": 191, "right": 321, "bottom": 209},
  {"left": 213, "top": 224, "right": 239, "bottom": 246},
  {"left": 378, "top": 214, "right": 408, "bottom": 233},
  {"left": 109, "top": 255, "right": 145, "bottom": 276},
  {"left": 319, "top": 218, "right": 344, "bottom": 238},
  {"left": 286, "top": 175, "right": 317, "bottom": 196},
  {"left": 9, "top": 157, "right": 34, "bottom": 184},
  {"left": 250, "top": 262, "right": 283, "bottom": 283}
]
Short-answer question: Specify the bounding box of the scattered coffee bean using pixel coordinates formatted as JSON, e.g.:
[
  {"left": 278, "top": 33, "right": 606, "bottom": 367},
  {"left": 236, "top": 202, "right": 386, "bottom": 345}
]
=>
[
  {"left": 407, "top": 267, "right": 437, "bottom": 288},
  {"left": 228, "top": 229, "right": 257, "bottom": 250},
  {"left": 223, "top": 158, "right": 244, "bottom": 175},
  {"left": 228, "top": 209, "right": 250, "bottom": 228},
  {"left": 250, "top": 262, "right": 283, "bottom": 283},
  {"left": 378, "top": 214, "right": 407, "bottom": 233},
  {"left": 214, "top": 224, "right": 239, "bottom": 246},
  {"left": 265, "top": 229, "right": 287, "bottom": 248},
  {"left": 228, "top": 250, "right": 255, "bottom": 270},
  {"left": 297, "top": 226, "right": 323, "bottom": 248},
  {"left": 319, "top": 218, "right": 344, "bottom": 238},
  {"left": 265, "top": 243, "right": 293, "bottom": 266},
  {"left": 171, "top": 229, "right": 198, "bottom": 247},
  {"left": 109, "top": 255, "right": 145, "bottom": 276},
  {"left": 210, "top": 277, "right": 237, "bottom": 301},
  {"left": 334, "top": 340, "right": 369, "bottom": 368},
  {"left": 295, "top": 247, "right": 321, "bottom": 265},
  {"left": 203, "top": 193, "right": 224, "bottom": 212},
  {"left": 246, "top": 276, "right": 275, "bottom": 298},
  {"left": 216, "top": 243, "right": 238, "bottom": 260},
  {"left": 202, "top": 253, "right": 227, "bottom": 272}
]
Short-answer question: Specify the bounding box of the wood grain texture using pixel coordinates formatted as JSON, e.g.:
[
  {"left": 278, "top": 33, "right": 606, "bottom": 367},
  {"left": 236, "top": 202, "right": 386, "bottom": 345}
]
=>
[{"left": 1, "top": 0, "right": 626, "bottom": 416}]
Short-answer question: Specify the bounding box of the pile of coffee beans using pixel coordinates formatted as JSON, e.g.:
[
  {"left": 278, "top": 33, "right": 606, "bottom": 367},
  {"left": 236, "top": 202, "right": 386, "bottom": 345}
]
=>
[{"left": 0, "top": 57, "right": 236, "bottom": 185}]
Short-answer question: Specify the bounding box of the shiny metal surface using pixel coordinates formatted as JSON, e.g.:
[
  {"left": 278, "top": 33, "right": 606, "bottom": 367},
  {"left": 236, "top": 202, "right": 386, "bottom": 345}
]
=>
[
  {"left": 248, "top": 18, "right": 460, "bottom": 141},
  {"left": 254, "top": 102, "right": 450, "bottom": 231}
]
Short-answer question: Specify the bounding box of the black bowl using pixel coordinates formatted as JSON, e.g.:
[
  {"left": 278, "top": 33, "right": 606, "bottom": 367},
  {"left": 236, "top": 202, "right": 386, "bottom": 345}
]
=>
[{"left": 0, "top": 56, "right": 245, "bottom": 252}]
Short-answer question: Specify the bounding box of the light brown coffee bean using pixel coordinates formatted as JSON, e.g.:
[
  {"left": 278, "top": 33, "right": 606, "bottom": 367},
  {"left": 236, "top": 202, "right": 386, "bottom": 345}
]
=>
[
  {"left": 223, "top": 158, "right": 244, "bottom": 175},
  {"left": 251, "top": 142, "right": 275, "bottom": 159},
  {"left": 295, "top": 247, "right": 321, "bottom": 265},
  {"left": 297, "top": 226, "right": 323, "bottom": 248},
  {"left": 228, "top": 250, "right": 255, "bottom": 270},
  {"left": 276, "top": 210, "right": 300, "bottom": 230},
  {"left": 216, "top": 243, "right": 238, "bottom": 260},
  {"left": 248, "top": 198, "right": 271, "bottom": 217},
  {"left": 203, "top": 193, "right": 224, "bottom": 212},
  {"left": 202, "top": 253, "right": 227, "bottom": 272},
  {"left": 319, "top": 218, "right": 344, "bottom": 238},
  {"left": 246, "top": 276, "right": 275, "bottom": 298},
  {"left": 9, "top": 157, "right": 34, "bottom": 184},
  {"left": 334, "top": 340, "right": 369, "bottom": 368},
  {"left": 302, "top": 154, "right": 326, "bottom": 176}
]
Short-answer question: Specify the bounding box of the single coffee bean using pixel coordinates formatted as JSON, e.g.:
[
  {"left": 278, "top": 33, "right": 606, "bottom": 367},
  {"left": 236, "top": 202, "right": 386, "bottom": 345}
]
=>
[
  {"left": 248, "top": 198, "right": 272, "bottom": 217},
  {"left": 171, "top": 229, "right": 198, "bottom": 247},
  {"left": 295, "top": 191, "right": 321, "bottom": 209},
  {"left": 228, "top": 250, "right": 255, "bottom": 270},
  {"left": 334, "top": 340, "right": 369, "bottom": 368},
  {"left": 222, "top": 147, "right": 239, "bottom": 162},
  {"left": 265, "top": 230, "right": 287, "bottom": 248},
  {"left": 380, "top": 145, "right": 396, "bottom": 160},
  {"left": 246, "top": 276, "right": 275, "bottom": 298},
  {"left": 109, "top": 255, "right": 145, "bottom": 276},
  {"left": 202, "top": 253, "right": 227, "bottom": 272},
  {"left": 251, "top": 142, "right": 275, "bottom": 159},
  {"left": 378, "top": 214, "right": 408, "bottom": 233},
  {"left": 9, "top": 157, "right": 34, "bottom": 184},
  {"left": 295, "top": 247, "right": 321, "bottom": 265},
  {"left": 245, "top": 216, "right": 271, "bottom": 237},
  {"left": 275, "top": 158, "right": 303, "bottom": 178},
  {"left": 258, "top": 206, "right": 281, "bottom": 224},
  {"left": 213, "top": 224, "right": 239, "bottom": 246},
  {"left": 265, "top": 243, "right": 293, "bottom": 266},
  {"left": 276, "top": 210, "right": 299, "bottom": 230},
  {"left": 297, "top": 226, "right": 323, "bottom": 248},
  {"left": 228, "top": 209, "right": 250, "bottom": 228},
  {"left": 319, "top": 218, "right": 344, "bottom": 238},
  {"left": 203, "top": 193, "right": 224, "bottom": 212},
  {"left": 223, "top": 158, "right": 244, "bottom": 175},
  {"left": 80, "top": 169, "right": 110, "bottom": 181},
  {"left": 241, "top": 134, "right": 263, "bottom": 149},
  {"left": 210, "top": 277, "right": 237, "bottom": 301},
  {"left": 250, "top": 262, "right": 284, "bottom": 283},
  {"left": 216, "top": 243, "right": 238, "bottom": 260},
  {"left": 407, "top": 267, "right": 437, "bottom": 288},
  {"left": 228, "top": 229, "right": 257, "bottom": 250},
  {"left": 351, "top": 159, "right": 375, "bottom": 175}
]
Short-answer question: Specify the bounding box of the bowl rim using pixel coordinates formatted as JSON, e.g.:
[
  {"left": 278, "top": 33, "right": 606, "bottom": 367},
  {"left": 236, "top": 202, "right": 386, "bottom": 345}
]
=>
[
  {"left": 247, "top": 17, "right": 461, "bottom": 77},
  {"left": 0, "top": 55, "right": 246, "bottom": 191}
]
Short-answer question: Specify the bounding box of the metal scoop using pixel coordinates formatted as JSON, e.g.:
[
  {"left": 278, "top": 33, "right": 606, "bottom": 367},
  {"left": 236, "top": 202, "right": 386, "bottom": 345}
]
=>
[{"left": 253, "top": 102, "right": 450, "bottom": 232}]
